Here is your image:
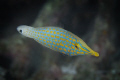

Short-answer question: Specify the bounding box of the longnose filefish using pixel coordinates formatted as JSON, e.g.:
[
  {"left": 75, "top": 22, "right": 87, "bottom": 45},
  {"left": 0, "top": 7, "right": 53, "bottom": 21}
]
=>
[{"left": 17, "top": 25, "right": 99, "bottom": 57}]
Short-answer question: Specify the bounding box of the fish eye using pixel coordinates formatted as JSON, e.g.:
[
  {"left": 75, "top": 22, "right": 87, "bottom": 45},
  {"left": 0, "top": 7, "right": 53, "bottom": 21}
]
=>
[{"left": 19, "top": 30, "right": 22, "bottom": 33}]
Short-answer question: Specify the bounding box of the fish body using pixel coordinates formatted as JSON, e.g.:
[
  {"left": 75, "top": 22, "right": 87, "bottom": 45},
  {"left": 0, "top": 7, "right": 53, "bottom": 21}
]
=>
[{"left": 17, "top": 25, "right": 99, "bottom": 57}]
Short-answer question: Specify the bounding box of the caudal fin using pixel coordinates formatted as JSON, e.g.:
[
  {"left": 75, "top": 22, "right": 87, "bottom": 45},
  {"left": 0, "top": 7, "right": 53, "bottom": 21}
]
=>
[{"left": 93, "top": 52, "right": 99, "bottom": 57}]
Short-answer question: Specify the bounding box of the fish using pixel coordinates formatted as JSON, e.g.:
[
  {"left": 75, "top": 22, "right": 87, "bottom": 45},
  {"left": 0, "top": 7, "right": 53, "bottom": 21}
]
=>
[{"left": 17, "top": 25, "right": 99, "bottom": 57}]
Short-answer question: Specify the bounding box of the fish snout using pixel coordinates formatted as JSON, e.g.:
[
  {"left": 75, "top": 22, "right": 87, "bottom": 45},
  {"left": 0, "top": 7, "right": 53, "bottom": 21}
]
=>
[{"left": 17, "top": 27, "right": 22, "bottom": 33}]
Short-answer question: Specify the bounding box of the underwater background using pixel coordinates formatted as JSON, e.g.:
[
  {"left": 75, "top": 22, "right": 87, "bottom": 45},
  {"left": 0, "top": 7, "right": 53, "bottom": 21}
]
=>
[{"left": 0, "top": 0, "right": 120, "bottom": 80}]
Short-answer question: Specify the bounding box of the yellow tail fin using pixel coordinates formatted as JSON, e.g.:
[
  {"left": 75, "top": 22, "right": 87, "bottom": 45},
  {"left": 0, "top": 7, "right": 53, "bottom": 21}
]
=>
[{"left": 93, "top": 52, "right": 99, "bottom": 57}]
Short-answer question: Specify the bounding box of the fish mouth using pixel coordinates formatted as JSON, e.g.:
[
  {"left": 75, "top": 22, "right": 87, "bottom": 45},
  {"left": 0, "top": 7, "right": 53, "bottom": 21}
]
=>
[
  {"left": 17, "top": 26, "right": 23, "bottom": 33},
  {"left": 17, "top": 27, "right": 20, "bottom": 32},
  {"left": 17, "top": 25, "right": 26, "bottom": 33}
]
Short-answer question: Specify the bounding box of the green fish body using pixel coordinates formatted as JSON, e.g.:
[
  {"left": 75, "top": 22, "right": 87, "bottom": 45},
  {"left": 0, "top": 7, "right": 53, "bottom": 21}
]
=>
[{"left": 17, "top": 25, "right": 99, "bottom": 57}]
